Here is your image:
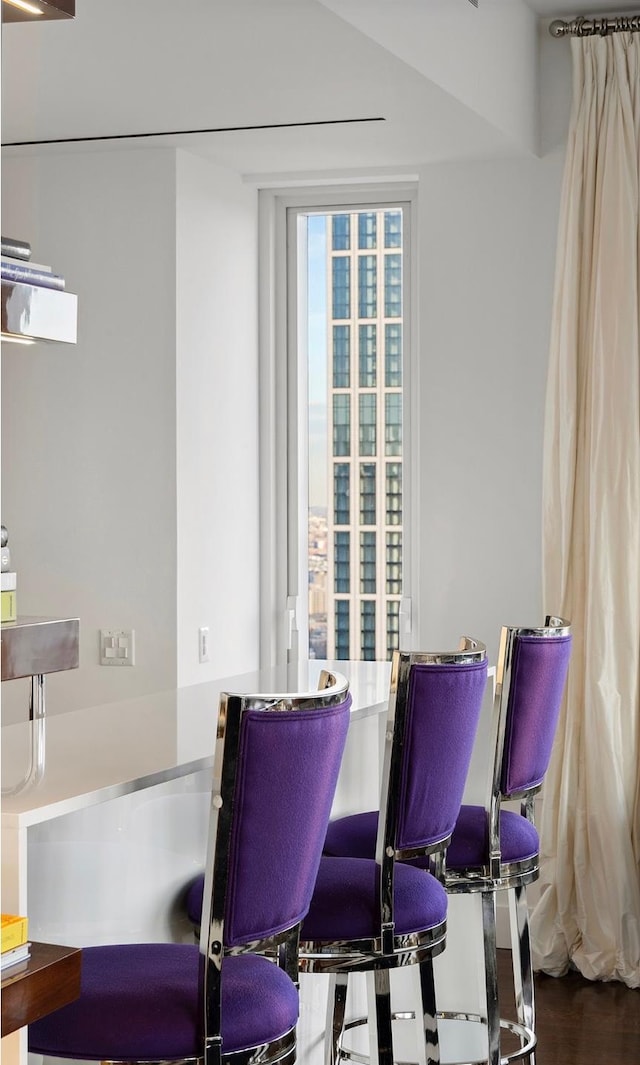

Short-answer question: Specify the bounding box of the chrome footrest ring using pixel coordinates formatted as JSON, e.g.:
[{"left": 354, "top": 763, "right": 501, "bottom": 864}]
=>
[{"left": 336, "top": 1011, "right": 536, "bottom": 1065}]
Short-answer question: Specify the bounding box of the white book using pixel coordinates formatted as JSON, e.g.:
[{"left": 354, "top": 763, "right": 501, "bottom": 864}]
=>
[
  {"left": 1, "top": 941, "right": 31, "bottom": 970},
  {"left": 1, "top": 571, "right": 17, "bottom": 591},
  {"left": 1, "top": 254, "right": 52, "bottom": 273}
]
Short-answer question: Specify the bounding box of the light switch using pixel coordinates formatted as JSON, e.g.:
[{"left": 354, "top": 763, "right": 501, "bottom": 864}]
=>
[{"left": 100, "top": 628, "right": 135, "bottom": 666}]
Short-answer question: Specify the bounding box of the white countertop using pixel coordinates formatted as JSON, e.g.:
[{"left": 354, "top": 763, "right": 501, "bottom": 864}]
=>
[{"left": 1, "top": 660, "right": 391, "bottom": 828}]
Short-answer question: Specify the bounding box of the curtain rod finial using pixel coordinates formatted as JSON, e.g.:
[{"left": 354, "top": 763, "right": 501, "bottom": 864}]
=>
[{"left": 549, "top": 19, "right": 567, "bottom": 38}]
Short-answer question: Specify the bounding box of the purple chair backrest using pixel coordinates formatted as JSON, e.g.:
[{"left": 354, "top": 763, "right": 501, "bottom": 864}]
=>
[
  {"left": 205, "top": 679, "right": 351, "bottom": 949},
  {"left": 379, "top": 642, "right": 487, "bottom": 858},
  {"left": 396, "top": 659, "right": 488, "bottom": 850},
  {"left": 500, "top": 630, "right": 572, "bottom": 797}
]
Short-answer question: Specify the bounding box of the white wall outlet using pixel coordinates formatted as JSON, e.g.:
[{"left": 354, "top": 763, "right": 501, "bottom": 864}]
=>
[
  {"left": 198, "top": 626, "right": 210, "bottom": 664},
  {"left": 100, "top": 628, "right": 135, "bottom": 666}
]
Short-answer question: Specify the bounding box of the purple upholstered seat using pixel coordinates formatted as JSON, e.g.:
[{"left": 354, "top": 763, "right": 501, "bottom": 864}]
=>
[
  {"left": 324, "top": 805, "right": 540, "bottom": 869},
  {"left": 316, "top": 624, "right": 572, "bottom": 1065},
  {"left": 29, "top": 946, "right": 298, "bottom": 1061},
  {"left": 301, "top": 856, "right": 447, "bottom": 942},
  {"left": 29, "top": 673, "right": 352, "bottom": 1065},
  {"left": 297, "top": 641, "right": 488, "bottom": 1065}
]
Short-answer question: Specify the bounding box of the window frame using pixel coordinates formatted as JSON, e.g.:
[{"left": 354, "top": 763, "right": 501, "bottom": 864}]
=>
[{"left": 259, "top": 183, "right": 419, "bottom": 667}]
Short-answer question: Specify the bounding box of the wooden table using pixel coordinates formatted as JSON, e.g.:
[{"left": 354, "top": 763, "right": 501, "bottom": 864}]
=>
[{"left": 1, "top": 941, "right": 81, "bottom": 1037}]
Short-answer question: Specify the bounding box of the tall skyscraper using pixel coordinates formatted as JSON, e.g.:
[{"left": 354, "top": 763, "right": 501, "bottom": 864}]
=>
[{"left": 323, "top": 208, "right": 404, "bottom": 661}]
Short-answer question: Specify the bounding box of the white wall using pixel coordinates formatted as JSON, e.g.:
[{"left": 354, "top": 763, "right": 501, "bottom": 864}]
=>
[
  {"left": 414, "top": 150, "right": 565, "bottom": 665},
  {"left": 1, "top": 147, "right": 262, "bottom": 723},
  {"left": 1, "top": 149, "right": 179, "bottom": 723},
  {"left": 175, "top": 151, "right": 260, "bottom": 685}
]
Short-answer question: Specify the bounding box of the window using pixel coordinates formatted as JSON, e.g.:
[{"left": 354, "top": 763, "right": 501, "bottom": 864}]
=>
[
  {"left": 361, "top": 600, "right": 376, "bottom": 660},
  {"left": 386, "top": 462, "right": 402, "bottom": 525},
  {"left": 359, "top": 394, "right": 376, "bottom": 456},
  {"left": 386, "top": 530, "right": 402, "bottom": 593},
  {"left": 360, "top": 531, "right": 376, "bottom": 594},
  {"left": 385, "top": 324, "right": 402, "bottom": 387},
  {"left": 386, "top": 600, "right": 400, "bottom": 657},
  {"left": 359, "top": 324, "right": 377, "bottom": 387},
  {"left": 335, "top": 599, "right": 350, "bottom": 658},
  {"left": 333, "top": 394, "right": 350, "bottom": 456},
  {"left": 332, "top": 257, "right": 350, "bottom": 319},
  {"left": 358, "top": 255, "right": 377, "bottom": 318},
  {"left": 334, "top": 463, "right": 350, "bottom": 525},
  {"left": 360, "top": 463, "right": 376, "bottom": 525},
  {"left": 333, "top": 325, "right": 350, "bottom": 388},
  {"left": 384, "top": 211, "right": 402, "bottom": 249},
  {"left": 358, "top": 212, "right": 377, "bottom": 250},
  {"left": 384, "top": 254, "right": 402, "bottom": 318},
  {"left": 266, "top": 192, "right": 414, "bottom": 668},
  {"left": 385, "top": 394, "right": 402, "bottom": 456},
  {"left": 335, "top": 531, "right": 350, "bottom": 593},
  {"left": 332, "top": 214, "right": 350, "bottom": 251}
]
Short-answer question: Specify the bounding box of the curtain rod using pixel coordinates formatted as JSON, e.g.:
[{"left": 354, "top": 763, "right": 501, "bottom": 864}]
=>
[{"left": 550, "top": 14, "right": 640, "bottom": 37}]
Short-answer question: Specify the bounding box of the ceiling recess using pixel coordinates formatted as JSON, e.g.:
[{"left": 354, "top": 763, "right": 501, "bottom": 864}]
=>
[{"left": 1, "top": 0, "right": 74, "bottom": 22}]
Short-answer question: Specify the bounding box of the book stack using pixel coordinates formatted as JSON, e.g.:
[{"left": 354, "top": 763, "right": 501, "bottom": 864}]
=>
[
  {"left": 1, "top": 235, "right": 66, "bottom": 292},
  {"left": 1, "top": 525, "right": 17, "bottom": 622},
  {"left": 1, "top": 914, "right": 30, "bottom": 975}
]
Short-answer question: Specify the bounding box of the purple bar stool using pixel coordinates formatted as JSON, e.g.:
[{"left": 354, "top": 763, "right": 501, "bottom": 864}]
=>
[
  {"left": 323, "top": 618, "right": 572, "bottom": 1065},
  {"left": 29, "top": 670, "right": 352, "bottom": 1065},
  {"left": 299, "top": 639, "right": 488, "bottom": 1065}
]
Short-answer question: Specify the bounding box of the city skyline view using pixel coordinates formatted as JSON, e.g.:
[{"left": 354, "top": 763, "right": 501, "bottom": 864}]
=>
[{"left": 303, "top": 207, "right": 404, "bottom": 662}]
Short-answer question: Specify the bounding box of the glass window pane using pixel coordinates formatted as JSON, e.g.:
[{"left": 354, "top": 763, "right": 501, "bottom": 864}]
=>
[
  {"left": 333, "top": 393, "right": 350, "bottom": 456},
  {"left": 385, "top": 394, "right": 402, "bottom": 456},
  {"left": 384, "top": 210, "right": 402, "bottom": 249},
  {"left": 385, "top": 324, "right": 402, "bottom": 387},
  {"left": 332, "top": 214, "right": 350, "bottom": 251},
  {"left": 385, "top": 462, "right": 402, "bottom": 525},
  {"left": 361, "top": 600, "right": 376, "bottom": 660},
  {"left": 386, "top": 600, "right": 400, "bottom": 657},
  {"left": 335, "top": 599, "right": 350, "bottom": 659},
  {"left": 358, "top": 255, "right": 377, "bottom": 318},
  {"left": 384, "top": 254, "right": 402, "bottom": 318},
  {"left": 386, "top": 530, "right": 402, "bottom": 593},
  {"left": 358, "top": 212, "right": 377, "bottom": 250},
  {"left": 304, "top": 207, "right": 406, "bottom": 665},
  {"left": 333, "top": 325, "right": 350, "bottom": 388},
  {"left": 359, "top": 324, "right": 377, "bottom": 388},
  {"left": 334, "top": 463, "right": 350, "bottom": 524},
  {"left": 334, "top": 531, "right": 350, "bottom": 593},
  {"left": 360, "top": 531, "right": 376, "bottom": 594},
  {"left": 332, "top": 256, "right": 350, "bottom": 319},
  {"left": 359, "top": 393, "right": 376, "bottom": 457},
  {"left": 360, "top": 462, "right": 376, "bottom": 525}
]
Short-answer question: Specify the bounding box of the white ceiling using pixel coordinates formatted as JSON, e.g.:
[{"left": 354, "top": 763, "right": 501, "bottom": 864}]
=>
[{"left": 1, "top": 0, "right": 637, "bottom": 180}]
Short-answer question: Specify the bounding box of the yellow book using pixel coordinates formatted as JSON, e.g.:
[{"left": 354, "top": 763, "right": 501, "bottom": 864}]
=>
[
  {"left": 1, "top": 914, "right": 28, "bottom": 953},
  {"left": 1, "top": 589, "right": 17, "bottom": 622}
]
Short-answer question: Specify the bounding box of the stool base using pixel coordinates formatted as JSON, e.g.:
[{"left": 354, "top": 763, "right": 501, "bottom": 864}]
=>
[{"left": 336, "top": 1011, "right": 536, "bottom": 1065}]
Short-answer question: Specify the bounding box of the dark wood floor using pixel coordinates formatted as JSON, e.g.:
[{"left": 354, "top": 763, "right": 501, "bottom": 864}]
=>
[{"left": 497, "top": 949, "right": 640, "bottom": 1065}]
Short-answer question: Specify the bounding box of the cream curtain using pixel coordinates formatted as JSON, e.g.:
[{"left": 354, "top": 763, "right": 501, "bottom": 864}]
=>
[{"left": 531, "top": 32, "right": 640, "bottom": 988}]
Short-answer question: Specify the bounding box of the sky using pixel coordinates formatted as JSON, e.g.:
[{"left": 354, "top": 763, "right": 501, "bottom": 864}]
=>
[{"left": 307, "top": 213, "right": 328, "bottom": 508}]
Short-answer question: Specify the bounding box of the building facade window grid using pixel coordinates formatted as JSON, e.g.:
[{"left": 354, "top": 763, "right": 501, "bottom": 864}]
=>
[
  {"left": 321, "top": 207, "right": 404, "bottom": 662},
  {"left": 333, "top": 393, "right": 351, "bottom": 456},
  {"left": 333, "top": 325, "right": 351, "bottom": 388}
]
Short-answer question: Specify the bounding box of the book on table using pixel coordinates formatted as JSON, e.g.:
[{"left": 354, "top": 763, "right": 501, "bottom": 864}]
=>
[
  {"left": 1, "top": 942, "right": 31, "bottom": 973},
  {"left": 1, "top": 914, "right": 29, "bottom": 953},
  {"left": 1, "top": 571, "right": 17, "bottom": 592},
  {"left": 1, "top": 589, "right": 17, "bottom": 622}
]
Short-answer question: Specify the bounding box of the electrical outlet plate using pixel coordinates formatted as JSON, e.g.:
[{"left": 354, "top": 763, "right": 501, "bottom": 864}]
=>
[
  {"left": 199, "top": 626, "right": 210, "bottom": 664},
  {"left": 100, "top": 628, "right": 135, "bottom": 666}
]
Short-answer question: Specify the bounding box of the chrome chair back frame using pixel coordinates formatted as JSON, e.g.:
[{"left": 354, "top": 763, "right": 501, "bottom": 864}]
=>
[{"left": 299, "top": 638, "right": 488, "bottom": 1065}]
